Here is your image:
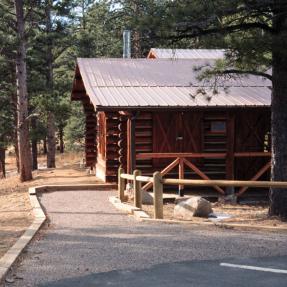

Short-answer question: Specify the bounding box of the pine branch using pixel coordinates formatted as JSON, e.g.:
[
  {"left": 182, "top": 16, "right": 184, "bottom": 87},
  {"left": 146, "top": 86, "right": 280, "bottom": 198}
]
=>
[
  {"left": 220, "top": 69, "right": 272, "bottom": 81},
  {"left": 173, "top": 22, "right": 274, "bottom": 40}
]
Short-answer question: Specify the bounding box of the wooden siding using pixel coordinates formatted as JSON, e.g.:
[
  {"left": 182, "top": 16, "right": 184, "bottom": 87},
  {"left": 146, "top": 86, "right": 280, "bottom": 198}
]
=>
[
  {"left": 234, "top": 109, "right": 271, "bottom": 181},
  {"left": 89, "top": 108, "right": 271, "bottom": 199}
]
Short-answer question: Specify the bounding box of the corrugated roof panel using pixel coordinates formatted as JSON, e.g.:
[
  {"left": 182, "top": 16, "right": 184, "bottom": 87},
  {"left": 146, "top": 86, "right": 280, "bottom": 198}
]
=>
[
  {"left": 77, "top": 58, "right": 270, "bottom": 88},
  {"left": 149, "top": 48, "right": 226, "bottom": 59},
  {"left": 74, "top": 58, "right": 271, "bottom": 109},
  {"left": 91, "top": 87, "right": 270, "bottom": 108}
]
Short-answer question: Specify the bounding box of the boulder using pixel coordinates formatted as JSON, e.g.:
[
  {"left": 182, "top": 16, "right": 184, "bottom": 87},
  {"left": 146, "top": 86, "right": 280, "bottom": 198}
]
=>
[
  {"left": 125, "top": 183, "right": 134, "bottom": 200},
  {"left": 142, "top": 190, "right": 153, "bottom": 205},
  {"left": 174, "top": 196, "right": 213, "bottom": 220}
]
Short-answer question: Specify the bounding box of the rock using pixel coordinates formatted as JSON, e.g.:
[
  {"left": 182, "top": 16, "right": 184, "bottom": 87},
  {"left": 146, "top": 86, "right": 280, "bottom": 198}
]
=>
[
  {"left": 5, "top": 278, "right": 15, "bottom": 283},
  {"left": 125, "top": 183, "right": 134, "bottom": 200},
  {"left": 142, "top": 190, "right": 153, "bottom": 205},
  {"left": 174, "top": 196, "right": 213, "bottom": 219}
]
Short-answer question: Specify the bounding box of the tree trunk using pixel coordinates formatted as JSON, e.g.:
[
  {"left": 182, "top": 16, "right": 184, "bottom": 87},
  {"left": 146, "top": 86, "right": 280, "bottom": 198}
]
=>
[
  {"left": 47, "top": 111, "right": 56, "bottom": 168},
  {"left": 269, "top": 0, "right": 287, "bottom": 219},
  {"left": 31, "top": 139, "right": 38, "bottom": 170},
  {"left": 133, "top": 30, "right": 141, "bottom": 58},
  {"left": 43, "top": 138, "right": 47, "bottom": 154},
  {"left": 12, "top": 93, "right": 20, "bottom": 173},
  {"left": 0, "top": 147, "right": 5, "bottom": 179},
  {"left": 15, "top": 0, "right": 32, "bottom": 182},
  {"left": 59, "top": 126, "right": 64, "bottom": 154},
  {"left": 132, "top": 2, "right": 141, "bottom": 58},
  {"left": 31, "top": 118, "right": 38, "bottom": 170},
  {"left": 45, "top": 0, "right": 56, "bottom": 168},
  {"left": 14, "top": 142, "right": 20, "bottom": 173}
]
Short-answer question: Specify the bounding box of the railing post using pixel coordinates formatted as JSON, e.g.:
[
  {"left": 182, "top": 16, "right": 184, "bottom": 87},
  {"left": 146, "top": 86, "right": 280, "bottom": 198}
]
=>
[
  {"left": 118, "top": 167, "right": 125, "bottom": 202},
  {"left": 153, "top": 171, "right": 163, "bottom": 219},
  {"left": 133, "top": 169, "right": 142, "bottom": 208},
  {"left": 178, "top": 158, "right": 185, "bottom": 197}
]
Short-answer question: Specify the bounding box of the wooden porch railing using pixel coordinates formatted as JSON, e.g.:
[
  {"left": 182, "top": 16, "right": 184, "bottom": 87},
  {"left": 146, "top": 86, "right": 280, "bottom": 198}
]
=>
[
  {"left": 136, "top": 152, "right": 271, "bottom": 196},
  {"left": 118, "top": 168, "right": 287, "bottom": 219}
]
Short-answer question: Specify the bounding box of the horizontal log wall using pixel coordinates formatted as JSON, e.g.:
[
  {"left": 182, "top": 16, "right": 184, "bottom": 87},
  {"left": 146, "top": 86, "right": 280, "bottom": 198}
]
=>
[
  {"left": 105, "top": 112, "right": 121, "bottom": 182},
  {"left": 85, "top": 112, "right": 97, "bottom": 168},
  {"left": 135, "top": 112, "right": 153, "bottom": 175}
]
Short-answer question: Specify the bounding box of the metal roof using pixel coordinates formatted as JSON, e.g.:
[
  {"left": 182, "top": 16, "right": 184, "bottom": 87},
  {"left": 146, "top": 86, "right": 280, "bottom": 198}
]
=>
[
  {"left": 72, "top": 58, "right": 271, "bottom": 110},
  {"left": 148, "top": 48, "right": 226, "bottom": 59}
]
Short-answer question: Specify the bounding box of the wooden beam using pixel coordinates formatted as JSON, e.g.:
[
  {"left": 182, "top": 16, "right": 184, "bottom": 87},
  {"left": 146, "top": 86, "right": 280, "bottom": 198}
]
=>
[
  {"left": 162, "top": 177, "right": 287, "bottom": 189},
  {"left": 237, "top": 161, "right": 271, "bottom": 196},
  {"left": 234, "top": 152, "right": 271, "bottom": 157},
  {"left": 142, "top": 158, "right": 180, "bottom": 191},
  {"left": 178, "top": 158, "right": 185, "bottom": 196},
  {"left": 136, "top": 152, "right": 271, "bottom": 160},
  {"left": 127, "top": 112, "right": 138, "bottom": 174},
  {"left": 133, "top": 170, "right": 142, "bottom": 208},
  {"left": 136, "top": 152, "right": 227, "bottom": 159},
  {"left": 183, "top": 158, "right": 225, "bottom": 194},
  {"left": 127, "top": 118, "right": 131, "bottom": 173},
  {"left": 153, "top": 172, "right": 163, "bottom": 219}
]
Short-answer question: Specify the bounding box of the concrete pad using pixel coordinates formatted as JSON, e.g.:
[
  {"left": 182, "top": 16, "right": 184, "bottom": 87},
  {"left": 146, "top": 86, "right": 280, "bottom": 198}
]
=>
[
  {"left": 133, "top": 210, "right": 150, "bottom": 220},
  {"left": 109, "top": 196, "right": 121, "bottom": 204}
]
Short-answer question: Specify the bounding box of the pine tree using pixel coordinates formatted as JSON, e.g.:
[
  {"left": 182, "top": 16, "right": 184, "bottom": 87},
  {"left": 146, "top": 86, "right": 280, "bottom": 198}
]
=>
[{"left": 162, "top": 0, "right": 287, "bottom": 219}]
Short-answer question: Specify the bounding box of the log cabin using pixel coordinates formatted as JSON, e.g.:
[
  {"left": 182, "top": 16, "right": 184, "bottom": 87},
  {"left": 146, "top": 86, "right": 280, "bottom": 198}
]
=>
[{"left": 71, "top": 57, "right": 271, "bottom": 198}]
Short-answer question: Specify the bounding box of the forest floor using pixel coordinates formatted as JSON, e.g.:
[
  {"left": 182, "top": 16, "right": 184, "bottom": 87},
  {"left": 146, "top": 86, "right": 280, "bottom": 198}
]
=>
[{"left": 0, "top": 152, "right": 100, "bottom": 259}]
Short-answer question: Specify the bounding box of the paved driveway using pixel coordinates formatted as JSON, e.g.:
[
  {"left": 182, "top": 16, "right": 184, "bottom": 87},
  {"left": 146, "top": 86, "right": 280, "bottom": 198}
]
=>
[{"left": 3, "top": 190, "right": 287, "bottom": 286}]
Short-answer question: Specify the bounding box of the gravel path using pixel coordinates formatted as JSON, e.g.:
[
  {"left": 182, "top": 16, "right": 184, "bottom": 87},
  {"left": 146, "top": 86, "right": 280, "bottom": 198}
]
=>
[{"left": 3, "top": 190, "right": 287, "bottom": 286}]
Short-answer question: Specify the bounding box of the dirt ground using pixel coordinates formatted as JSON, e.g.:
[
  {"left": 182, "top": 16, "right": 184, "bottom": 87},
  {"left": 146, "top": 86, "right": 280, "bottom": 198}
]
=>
[
  {"left": 142, "top": 199, "right": 287, "bottom": 228},
  {"left": 0, "top": 152, "right": 101, "bottom": 259}
]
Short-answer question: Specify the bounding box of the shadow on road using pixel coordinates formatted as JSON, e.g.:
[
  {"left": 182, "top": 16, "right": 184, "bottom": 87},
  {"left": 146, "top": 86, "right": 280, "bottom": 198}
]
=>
[{"left": 40, "top": 256, "right": 287, "bottom": 287}]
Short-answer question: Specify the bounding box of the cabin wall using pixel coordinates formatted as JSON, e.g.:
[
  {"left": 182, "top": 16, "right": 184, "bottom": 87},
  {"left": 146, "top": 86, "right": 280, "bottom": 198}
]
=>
[
  {"left": 95, "top": 108, "right": 270, "bottom": 190},
  {"left": 234, "top": 109, "right": 271, "bottom": 180},
  {"left": 95, "top": 111, "right": 121, "bottom": 182},
  {"left": 149, "top": 108, "right": 270, "bottom": 182},
  {"left": 85, "top": 111, "right": 97, "bottom": 169}
]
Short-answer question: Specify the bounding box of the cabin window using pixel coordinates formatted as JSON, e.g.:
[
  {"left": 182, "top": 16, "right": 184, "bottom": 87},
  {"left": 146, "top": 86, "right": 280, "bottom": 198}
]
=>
[{"left": 210, "top": 121, "right": 226, "bottom": 133}]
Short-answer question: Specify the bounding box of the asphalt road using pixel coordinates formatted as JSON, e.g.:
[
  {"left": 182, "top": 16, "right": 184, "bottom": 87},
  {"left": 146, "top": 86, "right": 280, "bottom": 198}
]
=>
[{"left": 3, "top": 190, "right": 287, "bottom": 287}]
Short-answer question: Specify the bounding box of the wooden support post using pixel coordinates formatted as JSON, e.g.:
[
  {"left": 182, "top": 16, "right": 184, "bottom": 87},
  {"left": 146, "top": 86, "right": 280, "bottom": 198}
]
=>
[
  {"left": 133, "top": 169, "right": 142, "bottom": 208},
  {"left": 131, "top": 116, "right": 136, "bottom": 172},
  {"left": 153, "top": 171, "right": 163, "bottom": 219},
  {"left": 178, "top": 158, "right": 185, "bottom": 197},
  {"left": 127, "top": 113, "right": 137, "bottom": 174},
  {"left": 118, "top": 168, "right": 125, "bottom": 202}
]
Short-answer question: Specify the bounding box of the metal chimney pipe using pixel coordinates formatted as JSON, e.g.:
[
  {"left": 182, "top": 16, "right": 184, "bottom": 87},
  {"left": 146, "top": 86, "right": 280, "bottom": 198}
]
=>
[{"left": 123, "top": 30, "right": 131, "bottom": 58}]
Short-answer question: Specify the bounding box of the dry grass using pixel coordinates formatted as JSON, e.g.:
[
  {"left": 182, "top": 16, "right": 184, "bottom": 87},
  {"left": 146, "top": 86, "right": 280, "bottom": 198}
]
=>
[
  {"left": 0, "top": 152, "right": 101, "bottom": 258},
  {"left": 142, "top": 199, "right": 287, "bottom": 228}
]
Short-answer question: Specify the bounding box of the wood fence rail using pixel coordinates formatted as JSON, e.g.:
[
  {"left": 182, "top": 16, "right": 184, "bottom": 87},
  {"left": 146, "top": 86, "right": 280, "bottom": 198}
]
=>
[
  {"left": 136, "top": 152, "right": 271, "bottom": 159},
  {"left": 136, "top": 152, "right": 272, "bottom": 196},
  {"left": 118, "top": 168, "right": 287, "bottom": 220}
]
